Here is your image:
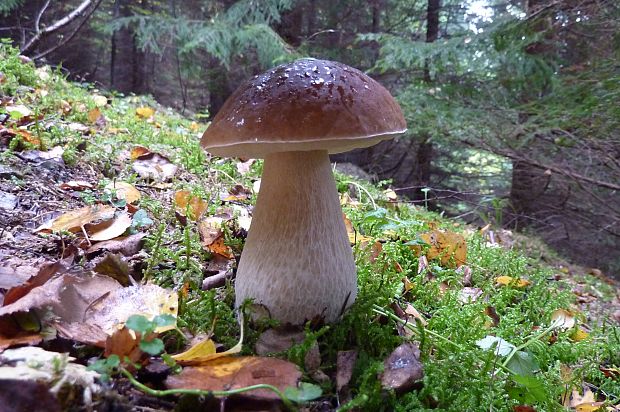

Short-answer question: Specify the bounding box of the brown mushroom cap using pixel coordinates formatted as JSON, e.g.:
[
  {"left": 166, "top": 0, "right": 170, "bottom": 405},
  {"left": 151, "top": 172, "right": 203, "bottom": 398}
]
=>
[{"left": 201, "top": 58, "right": 407, "bottom": 158}]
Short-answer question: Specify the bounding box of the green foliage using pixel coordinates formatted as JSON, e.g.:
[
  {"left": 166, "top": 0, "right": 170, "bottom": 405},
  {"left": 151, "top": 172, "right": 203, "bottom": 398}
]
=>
[
  {"left": 0, "top": 39, "right": 38, "bottom": 95},
  {"left": 126, "top": 314, "right": 176, "bottom": 355},
  {"left": 109, "top": 0, "right": 294, "bottom": 68},
  {"left": 0, "top": 0, "right": 23, "bottom": 16}
]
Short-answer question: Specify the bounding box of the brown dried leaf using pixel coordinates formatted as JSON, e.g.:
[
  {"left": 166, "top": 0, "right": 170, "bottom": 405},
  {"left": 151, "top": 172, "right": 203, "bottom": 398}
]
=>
[
  {"left": 0, "top": 273, "right": 121, "bottom": 321},
  {"left": 166, "top": 356, "right": 302, "bottom": 401},
  {"left": 36, "top": 204, "right": 115, "bottom": 234},
  {"left": 86, "top": 233, "right": 146, "bottom": 256},
  {"left": 104, "top": 326, "right": 142, "bottom": 363},
  {"left": 0, "top": 317, "right": 42, "bottom": 351},
  {"left": 53, "top": 321, "right": 107, "bottom": 348},
  {"left": 2, "top": 260, "right": 67, "bottom": 306},
  {"left": 336, "top": 350, "right": 358, "bottom": 392},
  {"left": 59, "top": 180, "right": 95, "bottom": 191},
  {"left": 380, "top": 343, "right": 423, "bottom": 394},
  {"left": 93, "top": 253, "right": 131, "bottom": 286},
  {"left": 0, "top": 257, "right": 49, "bottom": 290}
]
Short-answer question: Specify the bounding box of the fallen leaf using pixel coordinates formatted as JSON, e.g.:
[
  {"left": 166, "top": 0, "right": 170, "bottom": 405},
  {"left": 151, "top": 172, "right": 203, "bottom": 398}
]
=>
[
  {"left": 255, "top": 327, "right": 305, "bottom": 356},
  {"left": 336, "top": 350, "right": 358, "bottom": 392},
  {"left": 87, "top": 107, "right": 102, "bottom": 123},
  {"left": 93, "top": 253, "right": 131, "bottom": 286},
  {"left": 105, "top": 182, "right": 141, "bottom": 204},
  {"left": 130, "top": 145, "right": 151, "bottom": 159},
  {"left": 136, "top": 107, "right": 155, "bottom": 119},
  {"left": 21, "top": 146, "right": 64, "bottom": 161},
  {"left": 380, "top": 343, "right": 424, "bottom": 394},
  {"left": 11, "top": 128, "right": 41, "bottom": 146},
  {"left": 59, "top": 180, "right": 95, "bottom": 191},
  {"left": 85, "top": 284, "right": 178, "bottom": 335},
  {"left": 411, "top": 230, "right": 467, "bottom": 267},
  {"left": 89, "top": 212, "right": 132, "bottom": 241},
  {"left": 166, "top": 356, "right": 301, "bottom": 401},
  {"left": 2, "top": 259, "right": 67, "bottom": 306},
  {"left": 495, "top": 276, "right": 531, "bottom": 288},
  {"left": 476, "top": 335, "right": 515, "bottom": 356},
  {"left": 175, "top": 191, "right": 208, "bottom": 220},
  {"left": 132, "top": 152, "right": 178, "bottom": 181},
  {"left": 5, "top": 104, "right": 32, "bottom": 119},
  {"left": 104, "top": 327, "right": 142, "bottom": 363},
  {"left": 53, "top": 321, "right": 107, "bottom": 348},
  {"left": 0, "top": 257, "right": 49, "bottom": 290},
  {"left": 222, "top": 184, "right": 252, "bottom": 202},
  {"left": 86, "top": 233, "right": 146, "bottom": 256},
  {"left": 402, "top": 277, "right": 414, "bottom": 293},
  {"left": 458, "top": 287, "right": 483, "bottom": 303},
  {"left": 485, "top": 306, "right": 501, "bottom": 327},
  {"left": 36, "top": 204, "right": 115, "bottom": 234},
  {"left": 173, "top": 321, "right": 243, "bottom": 365},
  {"left": 404, "top": 303, "right": 428, "bottom": 326},
  {"left": 0, "top": 273, "right": 121, "bottom": 323},
  {"left": 0, "top": 317, "right": 42, "bottom": 350},
  {"left": 570, "top": 328, "right": 589, "bottom": 342}
]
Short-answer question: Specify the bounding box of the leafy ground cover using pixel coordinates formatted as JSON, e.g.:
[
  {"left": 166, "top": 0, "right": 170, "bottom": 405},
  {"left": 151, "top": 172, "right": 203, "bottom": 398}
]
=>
[{"left": 0, "top": 41, "right": 619, "bottom": 411}]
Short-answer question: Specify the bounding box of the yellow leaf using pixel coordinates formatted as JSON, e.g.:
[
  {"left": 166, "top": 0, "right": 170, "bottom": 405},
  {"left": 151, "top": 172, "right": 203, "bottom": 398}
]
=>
[
  {"left": 172, "top": 320, "right": 243, "bottom": 365},
  {"left": 87, "top": 107, "right": 101, "bottom": 123},
  {"left": 136, "top": 107, "right": 155, "bottom": 119},
  {"left": 575, "top": 402, "right": 606, "bottom": 412},
  {"left": 570, "top": 328, "right": 589, "bottom": 342},
  {"left": 412, "top": 230, "right": 467, "bottom": 267},
  {"left": 495, "top": 276, "right": 531, "bottom": 288},
  {"left": 171, "top": 338, "right": 217, "bottom": 362},
  {"left": 175, "top": 190, "right": 208, "bottom": 220},
  {"left": 130, "top": 145, "right": 151, "bottom": 159},
  {"left": 189, "top": 121, "right": 200, "bottom": 132}
]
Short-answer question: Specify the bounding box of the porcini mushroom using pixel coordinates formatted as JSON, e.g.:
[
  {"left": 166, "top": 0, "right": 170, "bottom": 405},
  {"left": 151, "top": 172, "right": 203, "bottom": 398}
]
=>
[{"left": 202, "top": 58, "right": 406, "bottom": 324}]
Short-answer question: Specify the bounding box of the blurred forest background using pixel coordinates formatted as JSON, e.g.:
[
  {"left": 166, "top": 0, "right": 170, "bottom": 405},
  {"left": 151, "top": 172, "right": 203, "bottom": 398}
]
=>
[{"left": 1, "top": 0, "right": 619, "bottom": 275}]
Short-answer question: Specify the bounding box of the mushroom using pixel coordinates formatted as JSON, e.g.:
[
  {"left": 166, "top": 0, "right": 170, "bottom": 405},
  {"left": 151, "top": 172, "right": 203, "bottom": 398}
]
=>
[{"left": 202, "top": 58, "right": 406, "bottom": 324}]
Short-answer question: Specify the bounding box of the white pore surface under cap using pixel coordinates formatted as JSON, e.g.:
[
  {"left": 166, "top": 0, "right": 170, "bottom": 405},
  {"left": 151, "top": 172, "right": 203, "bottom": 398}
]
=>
[{"left": 235, "top": 150, "right": 357, "bottom": 324}]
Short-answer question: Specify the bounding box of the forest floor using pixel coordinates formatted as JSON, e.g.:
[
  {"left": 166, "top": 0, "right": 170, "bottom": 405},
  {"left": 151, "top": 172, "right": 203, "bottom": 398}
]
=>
[{"left": 1, "top": 46, "right": 619, "bottom": 412}]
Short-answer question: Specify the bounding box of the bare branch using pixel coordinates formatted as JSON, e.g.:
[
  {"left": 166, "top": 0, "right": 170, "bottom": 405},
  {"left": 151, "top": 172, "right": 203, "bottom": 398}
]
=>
[
  {"left": 21, "top": 0, "right": 102, "bottom": 55},
  {"left": 34, "top": 0, "right": 104, "bottom": 60}
]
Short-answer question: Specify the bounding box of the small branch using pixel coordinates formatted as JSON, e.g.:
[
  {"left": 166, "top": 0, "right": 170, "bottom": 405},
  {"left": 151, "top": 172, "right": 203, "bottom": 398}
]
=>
[
  {"left": 21, "top": 0, "right": 101, "bottom": 55},
  {"left": 35, "top": 0, "right": 51, "bottom": 33},
  {"left": 34, "top": 0, "right": 104, "bottom": 60}
]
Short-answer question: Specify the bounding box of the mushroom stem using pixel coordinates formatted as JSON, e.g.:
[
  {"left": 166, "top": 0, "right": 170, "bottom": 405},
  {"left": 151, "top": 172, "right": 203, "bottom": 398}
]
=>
[{"left": 235, "top": 150, "right": 357, "bottom": 324}]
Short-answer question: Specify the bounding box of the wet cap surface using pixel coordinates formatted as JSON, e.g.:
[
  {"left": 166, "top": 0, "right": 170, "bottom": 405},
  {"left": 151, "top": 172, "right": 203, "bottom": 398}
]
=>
[{"left": 201, "top": 58, "right": 407, "bottom": 158}]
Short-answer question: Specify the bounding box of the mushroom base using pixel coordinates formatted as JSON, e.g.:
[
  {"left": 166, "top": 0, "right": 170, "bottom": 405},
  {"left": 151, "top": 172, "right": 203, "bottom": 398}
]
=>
[{"left": 235, "top": 150, "right": 357, "bottom": 324}]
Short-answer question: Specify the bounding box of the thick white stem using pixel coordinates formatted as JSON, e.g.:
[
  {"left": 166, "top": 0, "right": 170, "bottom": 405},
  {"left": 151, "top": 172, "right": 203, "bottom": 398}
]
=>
[{"left": 235, "top": 150, "right": 357, "bottom": 324}]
